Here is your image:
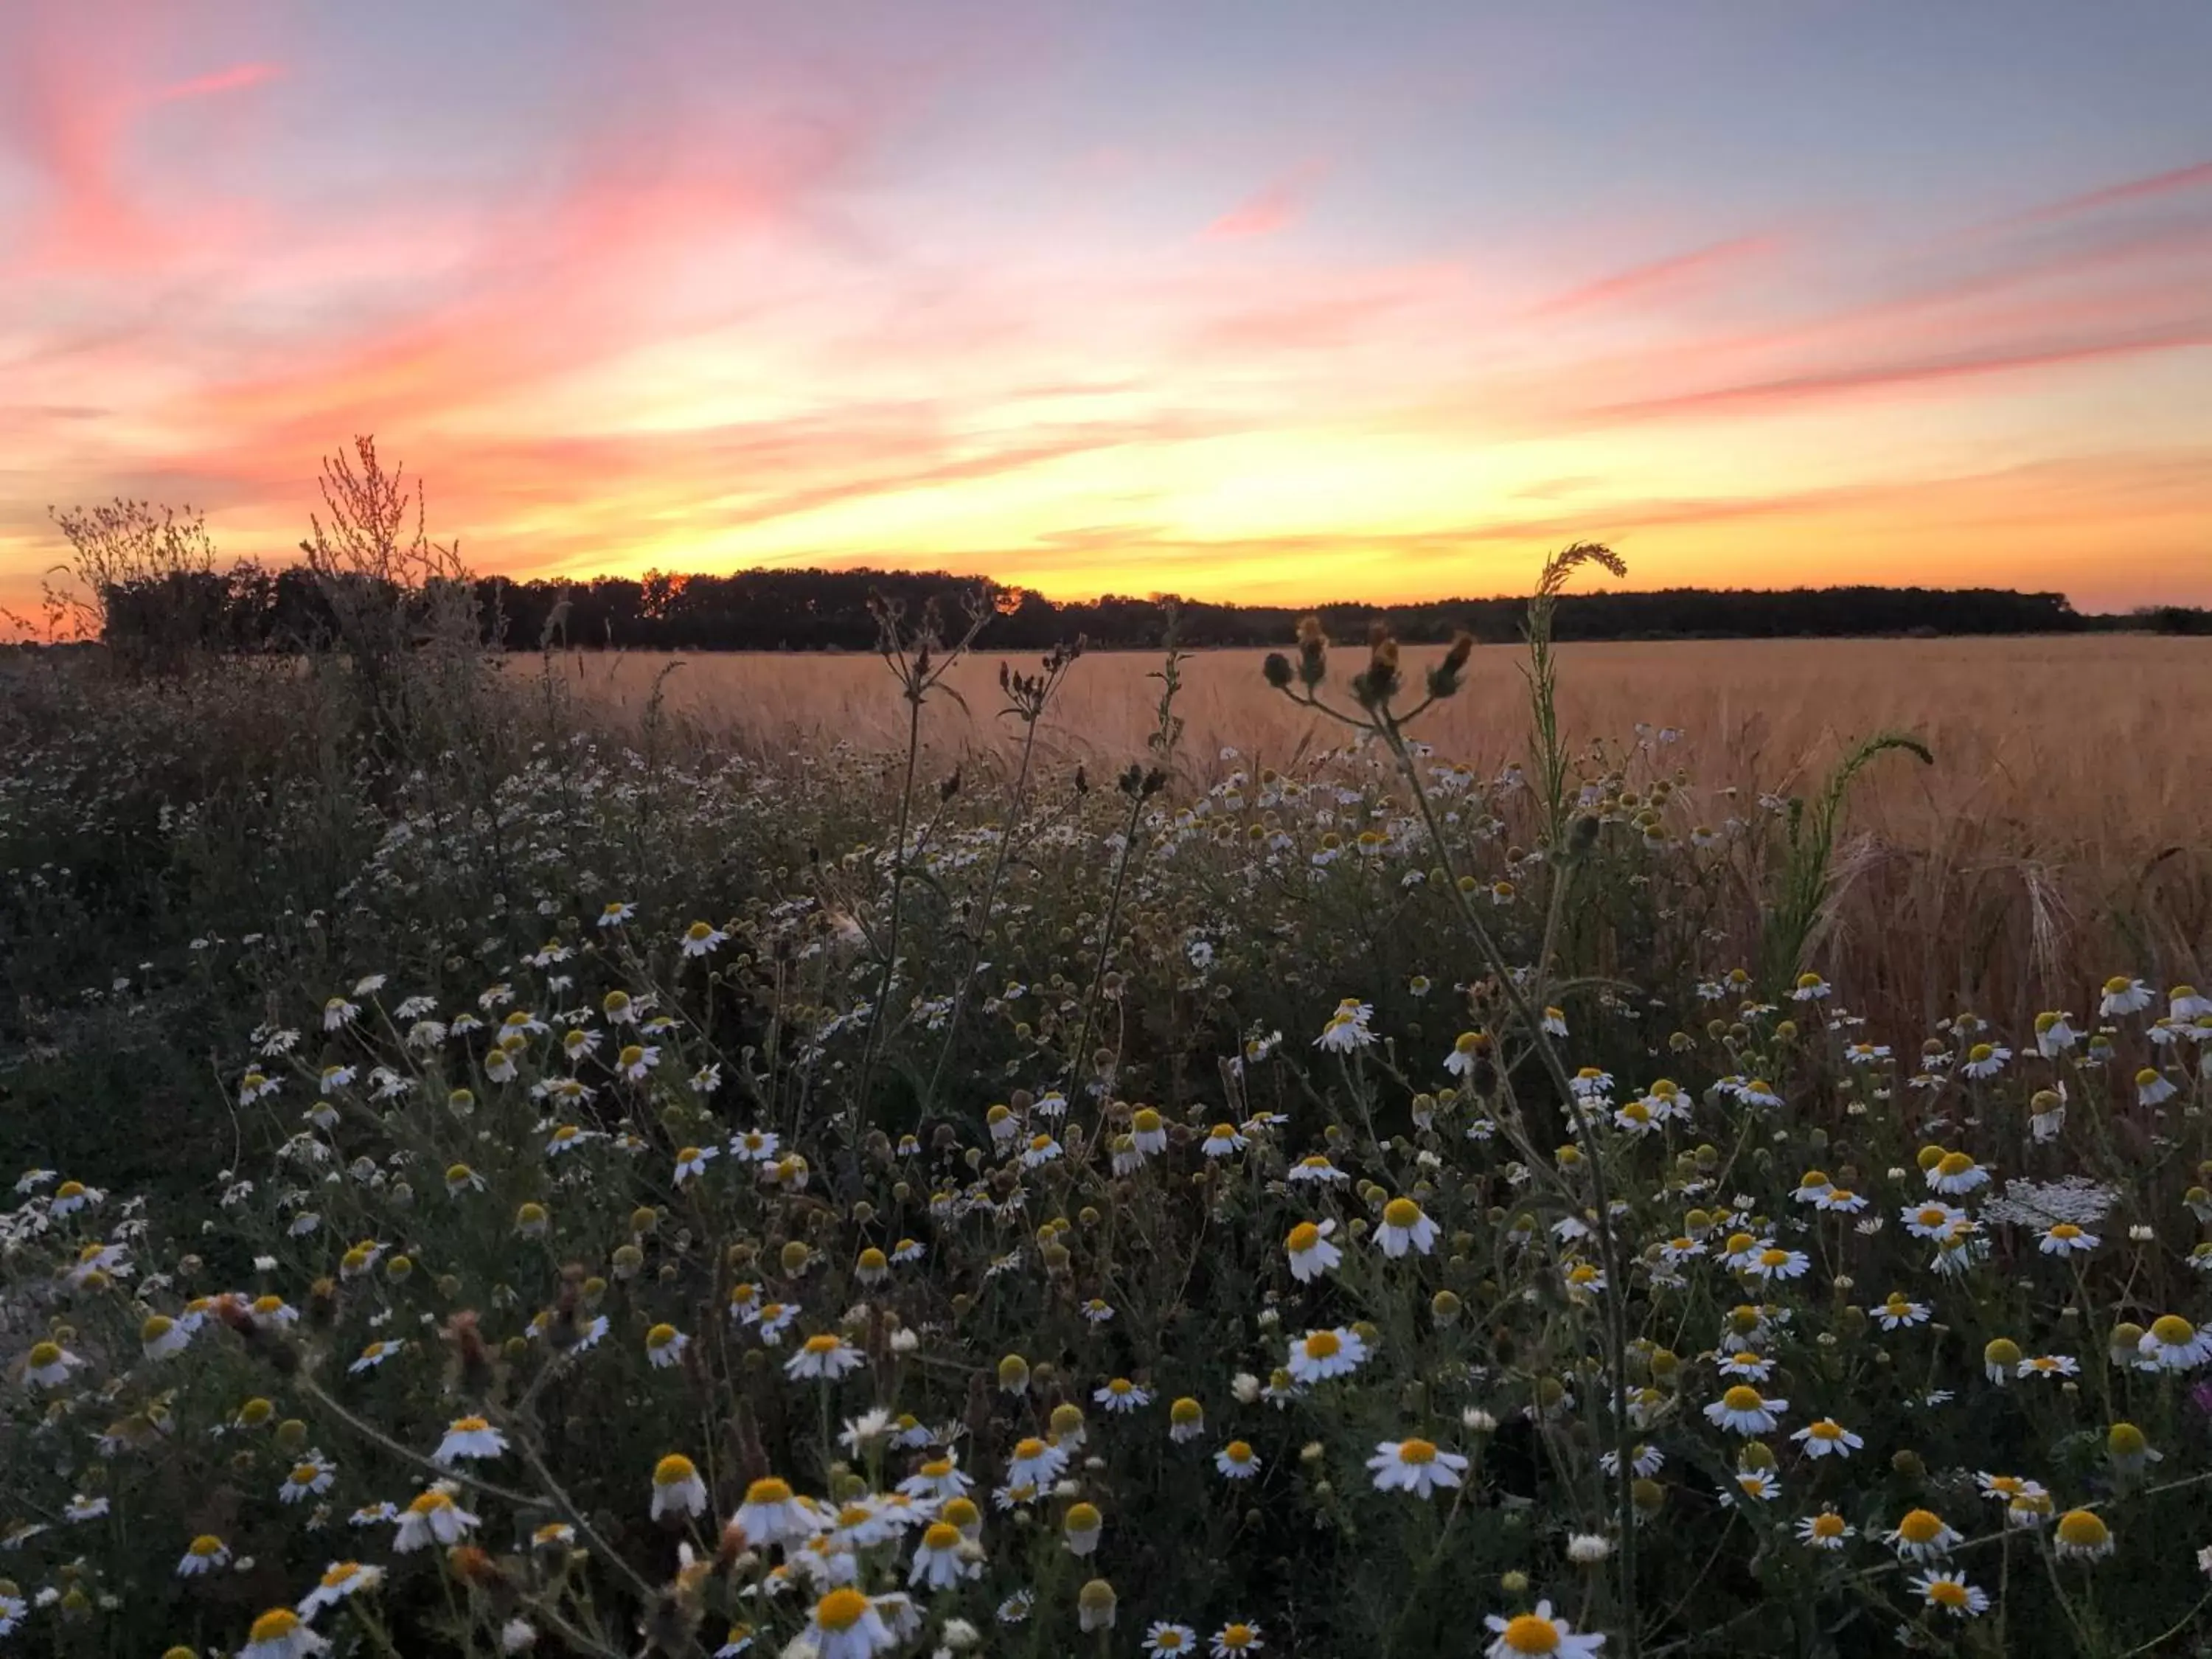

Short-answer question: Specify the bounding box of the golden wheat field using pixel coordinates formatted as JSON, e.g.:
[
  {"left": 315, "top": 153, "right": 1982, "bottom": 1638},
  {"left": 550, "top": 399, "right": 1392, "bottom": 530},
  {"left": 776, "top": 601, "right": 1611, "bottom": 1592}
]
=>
[
  {"left": 547, "top": 633, "right": 2211, "bottom": 1029},
  {"left": 554, "top": 634, "right": 2210, "bottom": 850}
]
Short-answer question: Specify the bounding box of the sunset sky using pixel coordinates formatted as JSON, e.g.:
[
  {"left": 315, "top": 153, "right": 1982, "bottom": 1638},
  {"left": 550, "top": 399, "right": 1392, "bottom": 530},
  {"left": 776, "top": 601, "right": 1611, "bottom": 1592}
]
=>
[{"left": 3, "top": 0, "right": 2208, "bottom": 625}]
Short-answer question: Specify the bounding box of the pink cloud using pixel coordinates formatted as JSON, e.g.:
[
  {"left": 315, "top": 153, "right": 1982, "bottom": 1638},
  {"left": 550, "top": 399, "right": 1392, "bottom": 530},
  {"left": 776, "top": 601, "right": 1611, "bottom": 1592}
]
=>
[
  {"left": 2007, "top": 159, "right": 2212, "bottom": 224},
  {"left": 154, "top": 60, "right": 285, "bottom": 102},
  {"left": 1204, "top": 163, "right": 1326, "bottom": 240},
  {"left": 1588, "top": 326, "right": 2212, "bottom": 420},
  {"left": 1531, "top": 235, "right": 1775, "bottom": 318}
]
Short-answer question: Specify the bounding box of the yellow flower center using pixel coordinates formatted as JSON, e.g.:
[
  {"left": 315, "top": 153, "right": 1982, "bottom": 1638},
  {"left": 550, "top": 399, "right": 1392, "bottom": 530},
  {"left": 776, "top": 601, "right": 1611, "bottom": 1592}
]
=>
[
  {"left": 1287, "top": 1222, "right": 1322, "bottom": 1252},
  {"left": 1029, "top": 1134, "right": 1053, "bottom": 1152},
  {"left": 189, "top": 1534, "right": 223, "bottom": 1556},
  {"left": 1758, "top": 1249, "right": 1789, "bottom": 1269},
  {"left": 804, "top": 1335, "right": 840, "bottom": 1354},
  {"left": 745, "top": 1478, "right": 793, "bottom": 1505},
  {"left": 1383, "top": 1198, "right": 1421, "bottom": 1228},
  {"left": 1721, "top": 1386, "right": 1764, "bottom": 1413},
  {"left": 1304, "top": 1331, "right": 1342, "bottom": 1360},
  {"left": 1808, "top": 1420, "right": 1843, "bottom": 1440},
  {"left": 289, "top": 1464, "right": 321, "bottom": 1485},
  {"left": 815, "top": 1587, "right": 870, "bottom": 1632},
  {"left": 451, "top": 1416, "right": 489, "bottom": 1433},
  {"left": 1811, "top": 1513, "right": 1845, "bottom": 1538},
  {"left": 1897, "top": 1509, "right": 1944, "bottom": 1544},
  {"left": 655, "top": 1455, "right": 698, "bottom": 1486},
  {"left": 647, "top": 1324, "right": 678, "bottom": 1347},
  {"left": 2056, "top": 1510, "right": 2108, "bottom": 1549},
  {"left": 319, "top": 1562, "right": 360, "bottom": 1588},
  {"left": 1012, "top": 1438, "right": 1047, "bottom": 1460},
  {"left": 2152, "top": 1315, "right": 2196, "bottom": 1346},
  {"left": 1927, "top": 1580, "right": 1968, "bottom": 1609},
  {"left": 1223, "top": 1440, "right": 1253, "bottom": 1464},
  {"left": 1397, "top": 1437, "right": 1437, "bottom": 1464},
  {"left": 1220, "top": 1627, "right": 1256, "bottom": 1651},
  {"left": 1171, "top": 1398, "right": 1202, "bottom": 1424},
  {"left": 29, "top": 1342, "right": 60, "bottom": 1367},
  {"left": 1935, "top": 1152, "right": 1974, "bottom": 1178},
  {"left": 1498, "top": 1614, "right": 1562, "bottom": 1654},
  {"left": 248, "top": 1610, "right": 302, "bottom": 1641},
  {"left": 922, "top": 1520, "right": 960, "bottom": 1550}
]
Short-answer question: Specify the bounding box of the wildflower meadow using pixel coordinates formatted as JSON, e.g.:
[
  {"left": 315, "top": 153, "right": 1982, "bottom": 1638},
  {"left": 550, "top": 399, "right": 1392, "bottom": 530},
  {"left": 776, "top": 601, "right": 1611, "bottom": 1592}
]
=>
[{"left": 6, "top": 518, "right": 2212, "bottom": 1659}]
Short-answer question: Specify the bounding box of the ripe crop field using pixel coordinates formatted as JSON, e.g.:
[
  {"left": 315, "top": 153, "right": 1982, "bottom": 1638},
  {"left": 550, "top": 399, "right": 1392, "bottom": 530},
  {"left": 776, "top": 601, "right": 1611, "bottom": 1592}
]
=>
[
  {"left": 566, "top": 635, "right": 2212, "bottom": 850},
  {"left": 5, "top": 591, "right": 2212, "bottom": 1658}
]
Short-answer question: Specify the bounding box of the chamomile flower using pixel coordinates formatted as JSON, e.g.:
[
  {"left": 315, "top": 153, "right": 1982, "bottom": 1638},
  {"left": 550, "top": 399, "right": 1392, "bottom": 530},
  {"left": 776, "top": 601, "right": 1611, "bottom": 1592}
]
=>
[
  {"left": 1483, "top": 1601, "right": 1604, "bottom": 1658},
  {"left": 23, "top": 1340, "right": 85, "bottom": 1388},
  {"left": 1374, "top": 1197, "right": 1438, "bottom": 1258},
  {"left": 645, "top": 1324, "right": 690, "bottom": 1368},
  {"left": 1704, "top": 1386, "right": 1786, "bottom": 1436},
  {"left": 1210, "top": 1621, "right": 1264, "bottom": 1657},
  {"left": 1214, "top": 1441, "right": 1262, "bottom": 1480},
  {"left": 2140, "top": 1315, "right": 2212, "bottom": 1371},
  {"left": 1925, "top": 1151, "right": 1990, "bottom": 1195},
  {"left": 2039, "top": 1222, "right": 2098, "bottom": 1256},
  {"left": 237, "top": 1608, "right": 330, "bottom": 1659},
  {"left": 1961, "top": 1043, "right": 2010, "bottom": 1079},
  {"left": 279, "top": 1455, "right": 335, "bottom": 1503},
  {"left": 1307, "top": 993, "right": 1380, "bottom": 1054},
  {"left": 785, "top": 1334, "right": 866, "bottom": 1381},
  {"left": 2053, "top": 1509, "right": 2114, "bottom": 1561},
  {"left": 1366, "top": 1437, "right": 1467, "bottom": 1497},
  {"left": 1287, "top": 1326, "right": 1366, "bottom": 1384},
  {"left": 1095, "top": 1377, "right": 1150, "bottom": 1413},
  {"left": 807, "top": 1587, "right": 894, "bottom": 1659},
  {"left": 1200, "top": 1122, "right": 1248, "bottom": 1158},
  {"left": 1790, "top": 1419, "right": 1862, "bottom": 1458},
  {"left": 734, "top": 1478, "right": 819, "bottom": 1547},
  {"left": 899, "top": 1455, "right": 972, "bottom": 1501},
  {"left": 1797, "top": 1510, "right": 1854, "bottom": 1550},
  {"left": 1146, "top": 1622, "right": 1200, "bottom": 1656},
  {"left": 432, "top": 1416, "right": 508, "bottom": 1466},
  {"left": 1910, "top": 1571, "right": 1989, "bottom": 1618},
  {"left": 2101, "top": 975, "right": 2154, "bottom": 1017},
  {"left": 908, "top": 1521, "right": 978, "bottom": 1588},
  {"left": 1284, "top": 1220, "right": 1341, "bottom": 1282},
  {"left": 651, "top": 1455, "right": 708, "bottom": 1520},
  {"left": 1885, "top": 1509, "right": 1962, "bottom": 1562},
  {"left": 178, "top": 1534, "right": 232, "bottom": 1576},
  {"left": 393, "top": 1487, "right": 479, "bottom": 1551},
  {"left": 1872, "top": 1293, "right": 1931, "bottom": 1330},
  {"left": 297, "top": 1561, "right": 383, "bottom": 1615}
]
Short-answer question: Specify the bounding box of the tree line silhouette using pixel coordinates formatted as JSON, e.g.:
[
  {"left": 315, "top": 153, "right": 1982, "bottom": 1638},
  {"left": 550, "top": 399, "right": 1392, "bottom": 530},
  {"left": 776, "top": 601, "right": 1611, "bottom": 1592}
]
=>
[{"left": 67, "top": 562, "right": 2209, "bottom": 658}]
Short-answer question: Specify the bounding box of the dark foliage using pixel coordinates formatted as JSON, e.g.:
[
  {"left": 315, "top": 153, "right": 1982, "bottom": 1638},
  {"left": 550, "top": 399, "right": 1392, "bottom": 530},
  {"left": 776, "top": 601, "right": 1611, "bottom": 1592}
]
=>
[{"left": 82, "top": 564, "right": 2126, "bottom": 655}]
